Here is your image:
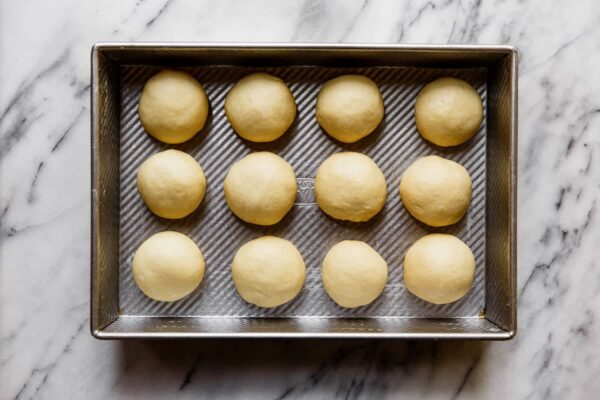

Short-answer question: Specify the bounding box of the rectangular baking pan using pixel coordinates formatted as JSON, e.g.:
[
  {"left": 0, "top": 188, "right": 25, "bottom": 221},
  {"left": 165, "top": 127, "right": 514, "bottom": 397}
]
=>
[{"left": 91, "top": 44, "right": 517, "bottom": 340}]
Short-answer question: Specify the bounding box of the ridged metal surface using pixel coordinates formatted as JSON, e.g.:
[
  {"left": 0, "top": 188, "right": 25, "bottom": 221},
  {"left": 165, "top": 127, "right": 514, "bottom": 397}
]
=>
[{"left": 117, "top": 65, "right": 487, "bottom": 319}]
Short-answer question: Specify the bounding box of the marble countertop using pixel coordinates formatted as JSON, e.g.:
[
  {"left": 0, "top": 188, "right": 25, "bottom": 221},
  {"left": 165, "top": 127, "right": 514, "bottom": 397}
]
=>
[{"left": 1, "top": 0, "right": 599, "bottom": 398}]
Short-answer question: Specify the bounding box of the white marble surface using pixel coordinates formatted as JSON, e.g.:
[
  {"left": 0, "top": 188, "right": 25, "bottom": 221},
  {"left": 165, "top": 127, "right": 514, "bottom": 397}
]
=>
[{"left": 1, "top": 0, "right": 599, "bottom": 398}]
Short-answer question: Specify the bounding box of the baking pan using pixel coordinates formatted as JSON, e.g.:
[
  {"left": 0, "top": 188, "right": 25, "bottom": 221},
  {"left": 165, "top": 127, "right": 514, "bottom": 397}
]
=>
[{"left": 91, "top": 44, "right": 517, "bottom": 339}]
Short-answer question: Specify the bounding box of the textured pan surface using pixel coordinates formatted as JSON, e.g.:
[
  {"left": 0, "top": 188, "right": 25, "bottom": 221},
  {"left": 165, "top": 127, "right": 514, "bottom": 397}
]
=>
[{"left": 119, "top": 65, "right": 487, "bottom": 318}]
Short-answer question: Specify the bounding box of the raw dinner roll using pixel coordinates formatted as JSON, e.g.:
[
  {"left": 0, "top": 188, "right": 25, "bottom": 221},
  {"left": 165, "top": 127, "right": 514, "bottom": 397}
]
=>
[
  {"left": 231, "top": 236, "right": 306, "bottom": 308},
  {"left": 403, "top": 234, "right": 475, "bottom": 304},
  {"left": 415, "top": 77, "right": 483, "bottom": 147},
  {"left": 322, "top": 241, "right": 388, "bottom": 308},
  {"left": 137, "top": 149, "right": 206, "bottom": 219},
  {"left": 399, "top": 155, "right": 471, "bottom": 227},
  {"left": 315, "top": 152, "right": 387, "bottom": 222},
  {"left": 132, "top": 231, "right": 205, "bottom": 302},
  {"left": 224, "top": 152, "right": 297, "bottom": 225},
  {"left": 225, "top": 73, "right": 296, "bottom": 142},
  {"left": 138, "top": 69, "right": 209, "bottom": 144},
  {"left": 316, "top": 75, "right": 384, "bottom": 143}
]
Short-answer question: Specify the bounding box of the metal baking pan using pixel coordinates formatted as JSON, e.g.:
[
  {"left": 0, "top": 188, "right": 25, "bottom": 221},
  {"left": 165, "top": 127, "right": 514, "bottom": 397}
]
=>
[{"left": 91, "top": 43, "right": 517, "bottom": 340}]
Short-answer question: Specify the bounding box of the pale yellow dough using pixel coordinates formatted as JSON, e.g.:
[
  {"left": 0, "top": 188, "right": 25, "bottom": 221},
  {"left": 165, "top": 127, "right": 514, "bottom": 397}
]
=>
[
  {"left": 231, "top": 236, "right": 306, "bottom": 308},
  {"left": 132, "top": 231, "right": 205, "bottom": 302},
  {"left": 316, "top": 75, "right": 384, "bottom": 143},
  {"left": 138, "top": 69, "right": 209, "bottom": 144},
  {"left": 224, "top": 152, "right": 297, "bottom": 225},
  {"left": 225, "top": 73, "right": 296, "bottom": 142},
  {"left": 322, "top": 241, "right": 388, "bottom": 308},
  {"left": 399, "top": 155, "right": 471, "bottom": 227},
  {"left": 137, "top": 150, "right": 206, "bottom": 219},
  {"left": 403, "top": 234, "right": 475, "bottom": 304},
  {"left": 415, "top": 77, "right": 483, "bottom": 147},
  {"left": 315, "top": 152, "right": 387, "bottom": 222}
]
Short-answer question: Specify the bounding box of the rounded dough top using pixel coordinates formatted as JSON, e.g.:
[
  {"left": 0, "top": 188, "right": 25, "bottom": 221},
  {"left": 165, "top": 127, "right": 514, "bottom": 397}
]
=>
[
  {"left": 316, "top": 75, "right": 384, "bottom": 143},
  {"left": 138, "top": 69, "right": 209, "bottom": 144},
  {"left": 225, "top": 73, "right": 296, "bottom": 142},
  {"left": 399, "top": 155, "right": 471, "bottom": 227},
  {"left": 224, "top": 152, "right": 297, "bottom": 226},
  {"left": 137, "top": 149, "right": 206, "bottom": 219},
  {"left": 132, "top": 231, "right": 205, "bottom": 302},
  {"left": 403, "top": 234, "right": 475, "bottom": 304},
  {"left": 315, "top": 152, "right": 387, "bottom": 222},
  {"left": 415, "top": 77, "right": 483, "bottom": 147},
  {"left": 322, "top": 240, "right": 388, "bottom": 308},
  {"left": 231, "top": 236, "right": 306, "bottom": 308}
]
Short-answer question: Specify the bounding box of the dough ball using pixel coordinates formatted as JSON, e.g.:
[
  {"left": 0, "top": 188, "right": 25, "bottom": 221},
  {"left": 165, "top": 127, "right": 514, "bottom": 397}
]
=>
[
  {"left": 316, "top": 75, "right": 384, "bottom": 143},
  {"left": 415, "top": 77, "right": 483, "bottom": 147},
  {"left": 137, "top": 150, "right": 206, "bottom": 219},
  {"left": 232, "top": 236, "right": 306, "bottom": 308},
  {"left": 132, "top": 231, "right": 205, "bottom": 302},
  {"left": 315, "top": 152, "right": 387, "bottom": 222},
  {"left": 224, "top": 152, "right": 297, "bottom": 225},
  {"left": 322, "top": 241, "right": 388, "bottom": 308},
  {"left": 399, "top": 155, "right": 471, "bottom": 227},
  {"left": 403, "top": 234, "right": 475, "bottom": 304},
  {"left": 225, "top": 73, "right": 296, "bottom": 142},
  {"left": 138, "top": 69, "right": 209, "bottom": 144}
]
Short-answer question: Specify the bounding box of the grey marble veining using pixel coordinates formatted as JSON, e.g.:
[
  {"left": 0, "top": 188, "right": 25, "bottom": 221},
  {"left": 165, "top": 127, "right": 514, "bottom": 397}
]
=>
[{"left": 1, "top": 0, "right": 599, "bottom": 399}]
